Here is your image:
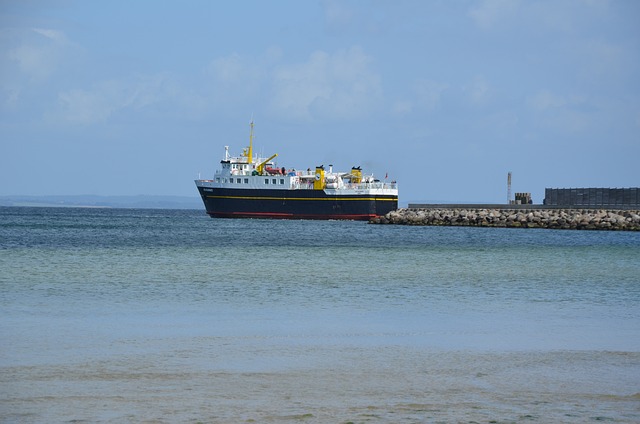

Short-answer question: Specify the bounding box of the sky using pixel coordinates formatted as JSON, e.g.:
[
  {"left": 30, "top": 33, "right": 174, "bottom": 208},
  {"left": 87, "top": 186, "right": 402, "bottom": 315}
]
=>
[{"left": 1, "top": 0, "right": 639, "bottom": 204}]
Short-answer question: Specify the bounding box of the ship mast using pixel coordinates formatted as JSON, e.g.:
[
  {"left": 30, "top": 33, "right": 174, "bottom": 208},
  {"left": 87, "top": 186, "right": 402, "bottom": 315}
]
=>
[{"left": 247, "top": 120, "right": 254, "bottom": 164}]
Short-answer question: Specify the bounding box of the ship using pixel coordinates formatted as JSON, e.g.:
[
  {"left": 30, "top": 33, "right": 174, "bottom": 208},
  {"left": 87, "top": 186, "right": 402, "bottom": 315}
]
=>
[{"left": 195, "top": 122, "right": 398, "bottom": 220}]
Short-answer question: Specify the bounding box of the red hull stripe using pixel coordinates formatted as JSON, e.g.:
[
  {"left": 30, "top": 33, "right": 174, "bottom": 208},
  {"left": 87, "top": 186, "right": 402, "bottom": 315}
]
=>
[{"left": 209, "top": 211, "right": 377, "bottom": 220}]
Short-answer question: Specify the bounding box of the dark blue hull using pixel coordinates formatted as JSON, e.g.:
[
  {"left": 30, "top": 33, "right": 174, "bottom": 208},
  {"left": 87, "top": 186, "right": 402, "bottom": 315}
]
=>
[{"left": 197, "top": 187, "right": 398, "bottom": 220}]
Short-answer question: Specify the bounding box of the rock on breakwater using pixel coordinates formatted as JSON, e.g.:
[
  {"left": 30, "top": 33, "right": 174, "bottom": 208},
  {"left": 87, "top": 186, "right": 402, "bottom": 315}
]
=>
[{"left": 370, "top": 208, "right": 640, "bottom": 231}]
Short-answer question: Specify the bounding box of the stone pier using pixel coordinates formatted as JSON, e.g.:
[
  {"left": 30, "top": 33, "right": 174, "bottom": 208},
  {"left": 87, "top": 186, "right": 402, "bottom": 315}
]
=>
[{"left": 370, "top": 207, "right": 640, "bottom": 231}]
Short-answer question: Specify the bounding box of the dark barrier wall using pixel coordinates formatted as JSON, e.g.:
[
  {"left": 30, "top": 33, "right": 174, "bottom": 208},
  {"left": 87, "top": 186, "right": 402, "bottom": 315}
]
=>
[{"left": 544, "top": 188, "right": 640, "bottom": 207}]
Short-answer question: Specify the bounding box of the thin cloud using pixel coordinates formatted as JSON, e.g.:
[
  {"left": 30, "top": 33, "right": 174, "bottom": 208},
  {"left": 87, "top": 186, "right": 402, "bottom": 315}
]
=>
[
  {"left": 6, "top": 28, "right": 72, "bottom": 80},
  {"left": 579, "top": 38, "right": 626, "bottom": 80},
  {"left": 466, "top": 76, "right": 491, "bottom": 105},
  {"left": 55, "top": 86, "right": 116, "bottom": 125},
  {"left": 527, "top": 89, "right": 591, "bottom": 133},
  {"left": 205, "top": 52, "right": 267, "bottom": 111},
  {"left": 321, "top": 0, "right": 355, "bottom": 32},
  {"left": 392, "top": 100, "right": 413, "bottom": 116},
  {"left": 412, "top": 79, "right": 449, "bottom": 111},
  {"left": 468, "top": 0, "right": 521, "bottom": 29},
  {"left": 1, "top": 27, "right": 80, "bottom": 112},
  {"left": 32, "top": 28, "right": 67, "bottom": 42},
  {"left": 269, "top": 47, "right": 382, "bottom": 121},
  {"left": 207, "top": 53, "right": 246, "bottom": 83},
  {"left": 528, "top": 90, "right": 567, "bottom": 110},
  {"left": 50, "top": 74, "right": 206, "bottom": 125},
  {"left": 469, "top": 0, "right": 615, "bottom": 32}
]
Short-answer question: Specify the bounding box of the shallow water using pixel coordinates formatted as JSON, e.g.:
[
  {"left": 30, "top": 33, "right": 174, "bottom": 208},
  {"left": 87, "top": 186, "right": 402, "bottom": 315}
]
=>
[{"left": 1, "top": 207, "right": 639, "bottom": 423}]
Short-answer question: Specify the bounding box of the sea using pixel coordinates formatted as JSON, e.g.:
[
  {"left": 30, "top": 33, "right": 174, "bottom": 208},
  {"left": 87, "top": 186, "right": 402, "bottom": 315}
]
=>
[{"left": 1, "top": 206, "right": 639, "bottom": 423}]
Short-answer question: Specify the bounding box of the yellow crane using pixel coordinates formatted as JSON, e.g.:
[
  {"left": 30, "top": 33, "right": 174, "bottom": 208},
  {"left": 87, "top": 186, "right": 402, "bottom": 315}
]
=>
[{"left": 256, "top": 153, "right": 278, "bottom": 175}]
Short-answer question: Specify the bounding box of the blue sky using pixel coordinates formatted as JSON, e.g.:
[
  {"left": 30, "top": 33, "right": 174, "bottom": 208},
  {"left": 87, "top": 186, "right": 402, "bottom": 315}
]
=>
[{"left": 1, "top": 0, "right": 639, "bottom": 204}]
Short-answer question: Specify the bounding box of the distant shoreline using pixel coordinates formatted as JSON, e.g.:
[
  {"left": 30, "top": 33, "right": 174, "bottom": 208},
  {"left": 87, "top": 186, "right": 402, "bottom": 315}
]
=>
[{"left": 0, "top": 195, "right": 202, "bottom": 210}]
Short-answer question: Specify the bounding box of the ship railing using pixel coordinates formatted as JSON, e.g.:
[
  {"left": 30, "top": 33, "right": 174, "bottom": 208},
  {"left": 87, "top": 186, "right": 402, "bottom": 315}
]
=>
[
  {"left": 291, "top": 181, "right": 397, "bottom": 190},
  {"left": 292, "top": 181, "right": 315, "bottom": 190},
  {"left": 350, "top": 182, "right": 397, "bottom": 190}
]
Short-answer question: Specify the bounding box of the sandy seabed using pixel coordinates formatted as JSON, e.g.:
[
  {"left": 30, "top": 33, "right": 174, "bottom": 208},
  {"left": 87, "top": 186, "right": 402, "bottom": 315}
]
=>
[{"left": 2, "top": 341, "right": 639, "bottom": 423}]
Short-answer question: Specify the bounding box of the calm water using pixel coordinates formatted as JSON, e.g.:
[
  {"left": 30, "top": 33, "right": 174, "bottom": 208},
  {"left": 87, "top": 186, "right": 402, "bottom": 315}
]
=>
[{"left": 1, "top": 206, "right": 639, "bottom": 423}]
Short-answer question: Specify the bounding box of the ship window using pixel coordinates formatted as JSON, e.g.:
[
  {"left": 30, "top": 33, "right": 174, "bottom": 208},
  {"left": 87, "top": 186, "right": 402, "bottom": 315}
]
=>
[
  {"left": 280, "top": 179, "right": 285, "bottom": 185},
  {"left": 272, "top": 178, "right": 277, "bottom": 184},
  {"left": 265, "top": 179, "right": 269, "bottom": 184},
  {"left": 215, "top": 178, "right": 220, "bottom": 183},
  {"left": 244, "top": 178, "right": 249, "bottom": 184}
]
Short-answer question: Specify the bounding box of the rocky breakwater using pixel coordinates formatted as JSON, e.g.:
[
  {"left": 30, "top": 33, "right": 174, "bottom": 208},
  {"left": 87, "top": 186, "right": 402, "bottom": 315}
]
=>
[{"left": 370, "top": 208, "right": 640, "bottom": 231}]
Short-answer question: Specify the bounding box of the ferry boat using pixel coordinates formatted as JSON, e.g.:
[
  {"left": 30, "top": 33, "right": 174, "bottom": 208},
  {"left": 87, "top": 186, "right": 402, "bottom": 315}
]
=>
[{"left": 195, "top": 122, "right": 398, "bottom": 219}]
